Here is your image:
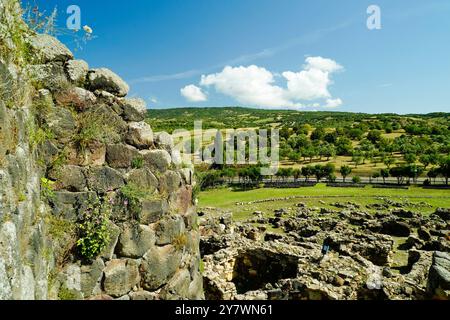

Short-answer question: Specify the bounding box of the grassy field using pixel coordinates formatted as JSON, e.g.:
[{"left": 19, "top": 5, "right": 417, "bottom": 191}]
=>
[{"left": 198, "top": 184, "right": 450, "bottom": 221}]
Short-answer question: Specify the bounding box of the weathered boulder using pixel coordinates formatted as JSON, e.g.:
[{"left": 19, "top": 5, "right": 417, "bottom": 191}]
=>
[
  {"left": 141, "top": 149, "right": 171, "bottom": 173},
  {"left": 100, "top": 221, "right": 121, "bottom": 261},
  {"left": 427, "top": 251, "right": 450, "bottom": 299},
  {"left": 140, "top": 245, "right": 182, "bottom": 290},
  {"left": 87, "top": 68, "right": 129, "bottom": 97},
  {"left": 103, "top": 259, "right": 140, "bottom": 298},
  {"left": 121, "top": 98, "right": 147, "bottom": 122},
  {"left": 126, "top": 168, "right": 159, "bottom": 191},
  {"left": 139, "top": 199, "right": 169, "bottom": 225},
  {"left": 44, "top": 105, "right": 77, "bottom": 142},
  {"left": 65, "top": 59, "right": 89, "bottom": 84},
  {"left": 86, "top": 166, "right": 125, "bottom": 193},
  {"left": 54, "top": 87, "right": 96, "bottom": 111},
  {"left": 129, "top": 290, "right": 158, "bottom": 300},
  {"left": 66, "top": 141, "right": 106, "bottom": 167},
  {"left": 106, "top": 144, "right": 140, "bottom": 169},
  {"left": 126, "top": 122, "right": 153, "bottom": 149},
  {"left": 159, "top": 269, "right": 191, "bottom": 299},
  {"left": 159, "top": 170, "right": 182, "bottom": 194},
  {"left": 116, "top": 223, "right": 156, "bottom": 258},
  {"left": 80, "top": 258, "right": 104, "bottom": 297},
  {"left": 48, "top": 165, "right": 87, "bottom": 192},
  {"left": 29, "top": 34, "right": 73, "bottom": 63},
  {"left": 155, "top": 215, "right": 186, "bottom": 246},
  {"left": 154, "top": 132, "right": 174, "bottom": 152},
  {"left": 50, "top": 191, "right": 97, "bottom": 221},
  {"left": 27, "top": 63, "right": 68, "bottom": 91}
]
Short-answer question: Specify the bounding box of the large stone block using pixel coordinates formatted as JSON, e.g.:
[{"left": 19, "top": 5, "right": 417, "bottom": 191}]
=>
[
  {"left": 139, "top": 199, "right": 169, "bottom": 225},
  {"left": 48, "top": 165, "right": 87, "bottom": 192},
  {"left": 120, "top": 98, "right": 147, "bottom": 122},
  {"left": 141, "top": 149, "right": 171, "bottom": 173},
  {"left": 126, "top": 122, "right": 153, "bottom": 149},
  {"left": 80, "top": 258, "right": 104, "bottom": 297},
  {"left": 126, "top": 168, "right": 159, "bottom": 191},
  {"left": 50, "top": 191, "right": 97, "bottom": 221},
  {"left": 100, "top": 221, "right": 121, "bottom": 261},
  {"left": 29, "top": 34, "right": 73, "bottom": 63},
  {"left": 54, "top": 87, "right": 96, "bottom": 111},
  {"left": 86, "top": 166, "right": 125, "bottom": 193},
  {"left": 65, "top": 59, "right": 89, "bottom": 84},
  {"left": 140, "top": 245, "right": 182, "bottom": 290},
  {"left": 159, "top": 170, "right": 182, "bottom": 195},
  {"left": 116, "top": 223, "right": 156, "bottom": 258},
  {"left": 87, "top": 68, "right": 129, "bottom": 97},
  {"left": 106, "top": 144, "right": 140, "bottom": 169},
  {"left": 159, "top": 268, "right": 191, "bottom": 300},
  {"left": 103, "top": 259, "right": 140, "bottom": 298},
  {"left": 155, "top": 215, "right": 186, "bottom": 246}
]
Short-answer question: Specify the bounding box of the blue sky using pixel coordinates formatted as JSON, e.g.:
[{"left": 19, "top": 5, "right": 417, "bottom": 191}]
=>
[{"left": 25, "top": 0, "right": 450, "bottom": 114}]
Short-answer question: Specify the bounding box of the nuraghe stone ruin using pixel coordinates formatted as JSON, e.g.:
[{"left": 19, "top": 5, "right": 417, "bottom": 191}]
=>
[{"left": 0, "top": 0, "right": 203, "bottom": 300}]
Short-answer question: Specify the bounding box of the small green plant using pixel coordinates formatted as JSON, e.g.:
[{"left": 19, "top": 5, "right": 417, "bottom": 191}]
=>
[
  {"left": 18, "top": 193, "right": 26, "bottom": 202},
  {"left": 46, "top": 215, "right": 76, "bottom": 241},
  {"left": 119, "top": 184, "right": 150, "bottom": 216},
  {"left": 74, "top": 107, "right": 122, "bottom": 151},
  {"left": 40, "top": 177, "right": 55, "bottom": 200},
  {"left": 58, "top": 287, "right": 78, "bottom": 301},
  {"left": 172, "top": 234, "right": 188, "bottom": 251},
  {"left": 199, "top": 259, "right": 205, "bottom": 274},
  {"left": 352, "top": 176, "right": 362, "bottom": 184},
  {"left": 29, "top": 126, "right": 54, "bottom": 148},
  {"left": 131, "top": 157, "right": 144, "bottom": 169},
  {"left": 76, "top": 196, "right": 111, "bottom": 261}
]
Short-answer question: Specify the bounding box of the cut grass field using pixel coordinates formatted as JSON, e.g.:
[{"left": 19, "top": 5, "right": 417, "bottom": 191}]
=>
[{"left": 198, "top": 184, "right": 450, "bottom": 221}]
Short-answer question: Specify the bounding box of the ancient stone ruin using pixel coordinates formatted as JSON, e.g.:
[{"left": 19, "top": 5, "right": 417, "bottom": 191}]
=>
[
  {"left": 199, "top": 203, "right": 450, "bottom": 300},
  {"left": 0, "top": 0, "right": 202, "bottom": 300}
]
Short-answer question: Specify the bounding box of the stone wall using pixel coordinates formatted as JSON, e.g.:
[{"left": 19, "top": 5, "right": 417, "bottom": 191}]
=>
[{"left": 0, "top": 0, "right": 203, "bottom": 300}]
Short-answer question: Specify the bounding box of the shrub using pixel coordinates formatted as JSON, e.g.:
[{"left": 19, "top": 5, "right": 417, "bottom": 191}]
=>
[
  {"left": 131, "top": 157, "right": 144, "bottom": 169},
  {"left": 172, "top": 234, "right": 188, "bottom": 251},
  {"left": 40, "top": 177, "right": 55, "bottom": 200},
  {"left": 76, "top": 196, "right": 111, "bottom": 261},
  {"left": 352, "top": 176, "right": 361, "bottom": 184}
]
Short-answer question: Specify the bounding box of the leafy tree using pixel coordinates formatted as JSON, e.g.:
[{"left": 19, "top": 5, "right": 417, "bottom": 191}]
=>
[
  {"left": 383, "top": 156, "right": 395, "bottom": 169},
  {"left": 438, "top": 156, "right": 450, "bottom": 185},
  {"left": 390, "top": 166, "right": 406, "bottom": 185},
  {"left": 313, "top": 165, "right": 326, "bottom": 182},
  {"left": 292, "top": 169, "right": 301, "bottom": 181},
  {"left": 340, "top": 165, "right": 352, "bottom": 182},
  {"left": 372, "top": 172, "right": 381, "bottom": 182},
  {"left": 380, "top": 168, "right": 389, "bottom": 184},
  {"left": 301, "top": 165, "right": 314, "bottom": 182},
  {"left": 352, "top": 151, "right": 363, "bottom": 168},
  {"left": 367, "top": 130, "right": 382, "bottom": 144},
  {"left": 335, "top": 137, "right": 353, "bottom": 156},
  {"left": 404, "top": 153, "right": 417, "bottom": 165},
  {"left": 311, "top": 127, "right": 325, "bottom": 141}
]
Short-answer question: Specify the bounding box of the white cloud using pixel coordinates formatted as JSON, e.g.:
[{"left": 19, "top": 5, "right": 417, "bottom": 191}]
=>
[
  {"left": 180, "top": 84, "right": 207, "bottom": 102},
  {"left": 304, "top": 56, "right": 343, "bottom": 73},
  {"left": 324, "top": 98, "right": 343, "bottom": 108},
  {"left": 193, "top": 56, "right": 343, "bottom": 109},
  {"left": 200, "top": 65, "right": 294, "bottom": 107}
]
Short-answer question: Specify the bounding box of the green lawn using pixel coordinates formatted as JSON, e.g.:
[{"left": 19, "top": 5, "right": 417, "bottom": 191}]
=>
[{"left": 198, "top": 184, "right": 450, "bottom": 221}]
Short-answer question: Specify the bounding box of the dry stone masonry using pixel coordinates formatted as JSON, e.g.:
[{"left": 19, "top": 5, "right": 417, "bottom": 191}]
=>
[{"left": 0, "top": 0, "right": 203, "bottom": 300}]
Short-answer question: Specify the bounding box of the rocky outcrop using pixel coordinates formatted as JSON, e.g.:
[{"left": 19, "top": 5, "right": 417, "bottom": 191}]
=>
[{"left": 0, "top": 0, "right": 202, "bottom": 300}]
